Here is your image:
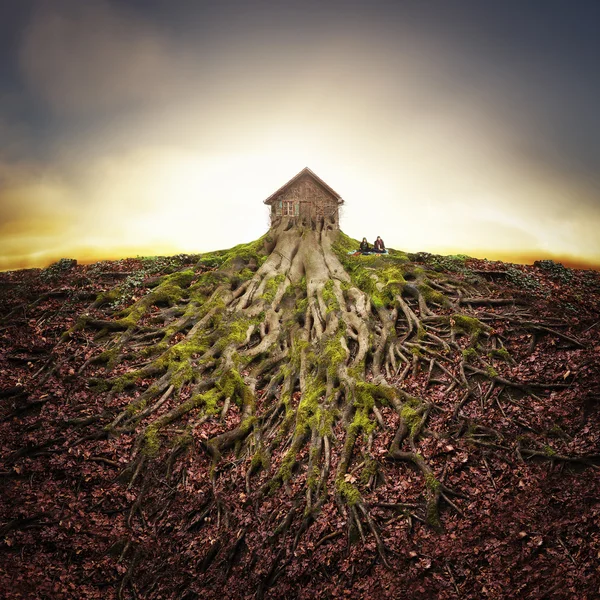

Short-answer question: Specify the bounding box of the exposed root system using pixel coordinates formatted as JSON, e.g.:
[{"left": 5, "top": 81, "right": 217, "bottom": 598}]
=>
[{"left": 1, "top": 225, "right": 599, "bottom": 599}]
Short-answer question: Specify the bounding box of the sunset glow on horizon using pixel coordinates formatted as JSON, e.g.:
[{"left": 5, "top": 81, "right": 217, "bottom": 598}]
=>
[{"left": 1, "top": 1, "right": 599, "bottom": 271}]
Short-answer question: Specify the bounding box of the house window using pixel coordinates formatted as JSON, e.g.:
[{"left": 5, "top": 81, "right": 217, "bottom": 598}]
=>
[
  {"left": 282, "top": 200, "right": 299, "bottom": 217},
  {"left": 275, "top": 200, "right": 299, "bottom": 217}
]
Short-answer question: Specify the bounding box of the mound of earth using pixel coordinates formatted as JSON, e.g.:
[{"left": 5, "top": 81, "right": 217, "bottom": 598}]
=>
[{"left": 1, "top": 227, "right": 599, "bottom": 599}]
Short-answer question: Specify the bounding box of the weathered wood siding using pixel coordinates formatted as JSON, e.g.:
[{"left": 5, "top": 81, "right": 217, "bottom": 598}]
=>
[{"left": 270, "top": 175, "right": 339, "bottom": 228}]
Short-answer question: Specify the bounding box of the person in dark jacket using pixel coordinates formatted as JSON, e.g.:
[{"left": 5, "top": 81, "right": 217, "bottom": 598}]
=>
[
  {"left": 359, "top": 237, "right": 370, "bottom": 253},
  {"left": 373, "top": 236, "right": 386, "bottom": 253}
]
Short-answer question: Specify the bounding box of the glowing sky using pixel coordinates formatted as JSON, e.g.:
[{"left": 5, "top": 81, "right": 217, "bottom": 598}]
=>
[{"left": 1, "top": 0, "right": 599, "bottom": 270}]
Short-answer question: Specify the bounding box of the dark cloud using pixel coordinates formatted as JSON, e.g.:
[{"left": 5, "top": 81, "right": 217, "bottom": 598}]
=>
[{"left": 19, "top": 0, "right": 187, "bottom": 115}]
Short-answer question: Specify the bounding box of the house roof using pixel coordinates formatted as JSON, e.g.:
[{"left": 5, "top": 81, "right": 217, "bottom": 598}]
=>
[{"left": 263, "top": 167, "right": 344, "bottom": 206}]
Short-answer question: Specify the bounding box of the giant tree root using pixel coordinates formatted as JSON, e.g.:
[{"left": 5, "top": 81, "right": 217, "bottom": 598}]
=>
[{"left": 3, "top": 223, "right": 595, "bottom": 598}]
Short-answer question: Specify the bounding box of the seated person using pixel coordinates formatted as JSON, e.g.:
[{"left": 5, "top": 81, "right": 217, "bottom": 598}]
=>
[
  {"left": 359, "top": 237, "right": 370, "bottom": 253},
  {"left": 373, "top": 236, "right": 386, "bottom": 253}
]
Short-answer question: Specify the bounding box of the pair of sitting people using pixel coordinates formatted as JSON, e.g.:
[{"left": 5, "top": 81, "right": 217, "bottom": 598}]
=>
[{"left": 359, "top": 236, "right": 386, "bottom": 254}]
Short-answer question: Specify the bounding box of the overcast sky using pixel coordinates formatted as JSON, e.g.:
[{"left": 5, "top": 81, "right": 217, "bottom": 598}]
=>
[{"left": 1, "top": 0, "right": 599, "bottom": 270}]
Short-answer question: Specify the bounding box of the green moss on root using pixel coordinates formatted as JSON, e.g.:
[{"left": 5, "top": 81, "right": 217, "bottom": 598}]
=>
[
  {"left": 115, "top": 270, "right": 196, "bottom": 329},
  {"left": 335, "top": 477, "right": 361, "bottom": 506},
  {"left": 322, "top": 279, "right": 339, "bottom": 313},
  {"left": 218, "top": 369, "right": 255, "bottom": 408},
  {"left": 489, "top": 348, "right": 511, "bottom": 361},
  {"left": 401, "top": 404, "right": 422, "bottom": 437},
  {"left": 418, "top": 283, "right": 449, "bottom": 306},
  {"left": 451, "top": 314, "right": 491, "bottom": 344},
  {"left": 112, "top": 371, "right": 142, "bottom": 392},
  {"left": 251, "top": 448, "right": 269, "bottom": 470},
  {"left": 349, "top": 409, "right": 375, "bottom": 438},
  {"left": 360, "top": 458, "right": 377, "bottom": 485},
  {"left": 462, "top": 347, "right": 478, "bottom": 362},
  {"left": 485, "top": 365, "right": 499, "bottom": 378},
  {"left": 544, "top": 445, "right": 557, "bottom": 457},
  {"left": 94, "top": 288, "right": 123, "bottom": 307},
  {"left": 322, "top": 327, "right": 347, "bottom": 378},
  {"left": 297, "top": 377, "right": 325, "bottom": 433},
  {"left": 143, "top": 426, "right": 161, "bottom": 457},
  {"left": 262, "top": 274, "right": 287, "bottom": 303}
]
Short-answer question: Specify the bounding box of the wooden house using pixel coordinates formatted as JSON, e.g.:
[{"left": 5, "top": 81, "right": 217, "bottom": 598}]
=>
[{"left": 264, "top": 167, "right": 344, "bottom": 230}]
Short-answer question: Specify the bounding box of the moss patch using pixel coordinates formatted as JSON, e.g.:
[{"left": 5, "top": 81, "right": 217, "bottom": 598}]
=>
[
  {"left": 218, "top": 369, "right": 255, "bottom": 409},
  {"left": 143, "top": 426, "right": 161, "bottom": 457},
  {"left": 197, "top": 235, "right": 269, "bottom": 271},
  {"left": 251, "top": 447, "right": 269, "bottom": 470},
  {"left": 335, "top": 477, "right": 361, "bottom": 506},
  {"left": 418, "top": 283, "right": 449, "bottom": 306},
  {"left": 322, "top": 279, "right": 339, "bottom": 313},
  {"left": 462, "top": 347, "right": 478, "bottom": 362},
  {"left": 322, "top": 325, "right": 347, "bottom": 378},
  {"left": 115, "top": 270, "right": 196, "bottom": 329},
  {"left": 451, "top": 314, "right": 491, "bottom": 345},
  {"left": 401, "top": 404, "right": 422, "bottom": 437},
  {"left": 489, "top": 347, "right": 511, "bottom": 362},
  {"left": 485, "top": 365, "right": 499, "bottom": 378},
  {"left": 262, "top": 274, "right": 286, "bottom": 303}
]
